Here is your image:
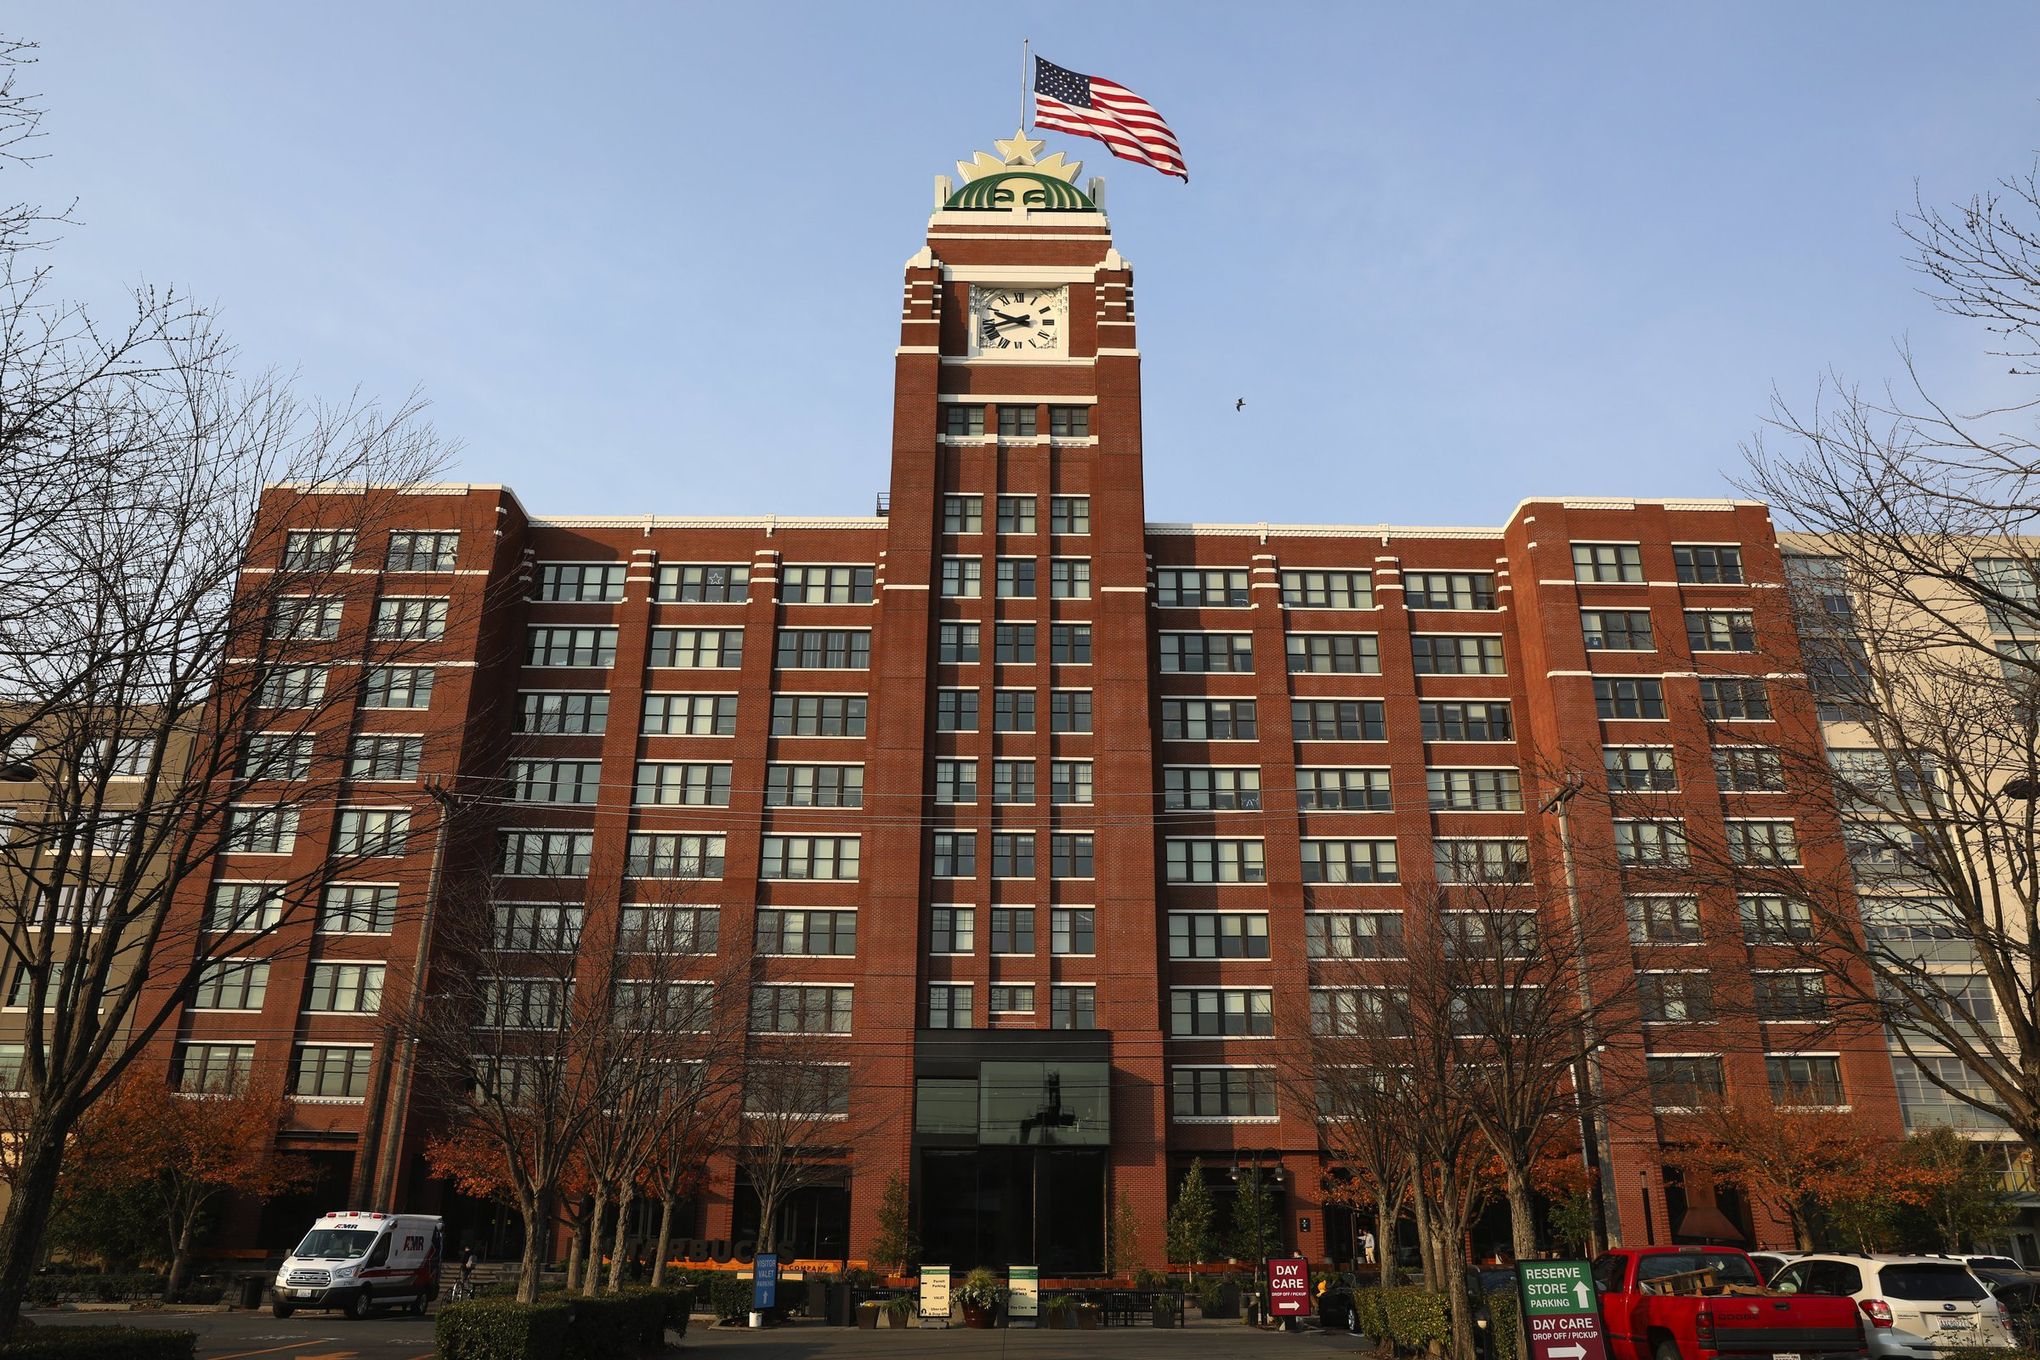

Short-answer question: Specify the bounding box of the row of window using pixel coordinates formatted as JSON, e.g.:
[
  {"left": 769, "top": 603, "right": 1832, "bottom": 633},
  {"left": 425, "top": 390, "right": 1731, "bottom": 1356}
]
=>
[
  {"left": 1572, "top": 543, "right": 1746, "bottom": 585},
  {"left": 270, "top": 595, "right": 449, "bottom": 643},
  {"left": 1646, "top": 1054, "right": 1847, "bottom": 1108},
  {"left": 942, "top": 495, "right": 1091, "bottom": 535},
  {"left": 223, "top": 806, "right": 410, "bottom": 857},
  {"left": 940, "top": 406, "right": 1092, "bottom": 439},
  {"left": 1594, "top": 676, "right": 1773, "bottom": 721},
  {"left": 1613, "top": 818, "right": 1801, "bottom": 868},
  {"left": 1165, "top": 698, "right": 1514, "bottom": 743},
  {"left": 1581, "top": 608, "right": 1759, "bottom": 654},
  {"left": 188, "top": 959, "right": 383, "bottom": 1013},
  {"left": 925, "top": 982, "right": 1097, "bottom": 1029},
  {"left": 1634, "top": 969, "right": 1830, "bottom": 1023},
  {"left": 282, "top": 529, "right": 460, "bottom": 574}
]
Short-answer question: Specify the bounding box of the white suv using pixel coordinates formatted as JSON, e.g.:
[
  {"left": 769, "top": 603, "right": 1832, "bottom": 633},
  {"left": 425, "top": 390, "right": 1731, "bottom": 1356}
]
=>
[{"left": 1769, "top": 1255, "right": 2015, "bottom": 1357}]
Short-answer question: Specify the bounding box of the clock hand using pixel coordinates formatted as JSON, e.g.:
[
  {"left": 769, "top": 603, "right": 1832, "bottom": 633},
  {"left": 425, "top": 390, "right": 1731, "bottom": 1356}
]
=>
[{"left": 988, "top": 309, "right": 1034, "bottom": 328}]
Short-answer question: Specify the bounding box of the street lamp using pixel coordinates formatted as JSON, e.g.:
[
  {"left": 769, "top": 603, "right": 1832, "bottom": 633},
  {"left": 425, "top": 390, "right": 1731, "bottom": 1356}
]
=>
[{"left": 1541, "top": 771, "right": 1621, "bottom": 1252}]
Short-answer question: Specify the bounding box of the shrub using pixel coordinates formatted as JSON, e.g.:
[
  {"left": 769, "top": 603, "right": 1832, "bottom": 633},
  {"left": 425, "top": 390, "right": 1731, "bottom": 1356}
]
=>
[
  {"left": 622, "top": 1285, "right": 692, "bottom": 1338},
  {"left": 21, "top": 1273, "right": 170, "bottom": 1305},
  {"left": 708, "top": 1273, "right": 752, "bottom": 1322},
  {"left": 1487, "top": 1290, "right": 1519, "bottom": 1360},
  {"left": 1132, "top": 1267, "right": 1168, "bottom": 1292},
  {"left": 1192, "top": 1277, "right": 1223, "bottom": 1314},
  {"left": 0, "top": 1328, "right": 195, "bottom": 1360},
  {"left": 1350, "top": 1286, "right": 1389, "bottom": 1338},
  {"left": 561, "top": 1294, "right": 662, "bottom": 1359},
  {"left": 1379, "top": 1286, "right": 1450, "bottom": 1351},
  {"left": 434, "top": 1298, "right": 572, "bottom": 1360}
]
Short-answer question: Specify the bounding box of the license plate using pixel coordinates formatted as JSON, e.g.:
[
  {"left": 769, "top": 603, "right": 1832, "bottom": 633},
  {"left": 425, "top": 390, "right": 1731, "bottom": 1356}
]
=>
[
  {"left": 1938, "top": 1318, "right": 1972, "bottom": 1331},
  {"left": 1773, "top": 1352, "right": 1801, "bottom": 1359},
  {"left": 293, "top": 1289, "right": 316, "bottom": 1299}
]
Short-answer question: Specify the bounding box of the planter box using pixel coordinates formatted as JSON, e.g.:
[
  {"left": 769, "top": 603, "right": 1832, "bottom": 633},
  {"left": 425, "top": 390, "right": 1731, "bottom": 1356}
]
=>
[
  {"left": 856, "top": 1302, "right": 880, "bottom": 1329},
  {"left": 1075, "top": 1307, "right": 1102, "bottom": 1330}
]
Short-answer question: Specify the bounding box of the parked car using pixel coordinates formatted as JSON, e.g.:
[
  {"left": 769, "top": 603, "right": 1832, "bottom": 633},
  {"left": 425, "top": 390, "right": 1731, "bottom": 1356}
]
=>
[
  {"left": 1768, "top": 1254, "right": 2016, "bottom": 1357},
  {"left": 1591, "top": 1246, "right": 1867, "bottom": 1360},
  {"left": 1750, "top": 1252, "right": 1798, "bottom": 1284},
  {"left": 272, "top": 1210, "right": 442, "bottom": 1320},
  {"left": 1953, "top": 1255, "right": 2027, "bottom": 1275},
  {"left": 1971, "top": 1270, "right": 2038, "bottom": 1349}
]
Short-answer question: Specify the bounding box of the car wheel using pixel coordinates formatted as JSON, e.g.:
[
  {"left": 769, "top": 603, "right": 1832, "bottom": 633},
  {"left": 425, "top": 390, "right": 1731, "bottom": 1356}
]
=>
[
  {"left": 1654, "top": 1338, "right": 1683, "bottom": 1360},
  {"left": 1348, "top": 1302, "right": 1362, "bottom": 1334},
  {"left": 346, "top": 1288, "right": 373, "bottom": 1320},
  {"left": 271, "top": 1303, "right": 293, "bottom": 1320},
  {"left": 408, "top": 1292, "right": 428, "bottom": 1317}
]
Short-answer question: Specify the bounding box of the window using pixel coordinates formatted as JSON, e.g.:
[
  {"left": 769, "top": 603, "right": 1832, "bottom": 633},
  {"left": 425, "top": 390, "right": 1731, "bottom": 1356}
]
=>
[
  {"left": 997, "top": 495, "right": 1036, "bottom": 533},
  {"left": 1050, "top": 496, "right": 1090, "bottom": 534},
  {"left": 1404, "top": 572, "right": 1497, "bottom": 610},
  {"left": 1740, "top": 895, "right": 1813, "bottom": 944},
  {"left": 776, "top": 629, "right": 870, "bottom": 669},
  {"left": 1640, "top": 973, "right": 1714, "bottom": 1023},
  {"left": 991, "top": 833, "right": 1035, "bottom": 877},
  {"left": 526, "top": 626, "right": 617, "bottom": 668},
  {"left": 1171, "top": 1067, "right": 1275, "bottom": 1119},
  {"left": 1281, "top": 570, "right": 1374, "bottom": 610},
  {"left": 1051, "top": 624, "right": 1091, "bottom": 664},
  {"left": 1050, "top": 760, "right": 1093, "bottom": 805},
  {"left": 372, "top": 596, "right": 448, "bottom": 641},
  {"left": 1674, "top": 545, "right": 1744, "bottom": 584},
  {"left": 1582, "top": 609, "right": 1655, "bottom": 651},
  {"left": 1303, "top": 839, "right": 1400, "bottom": 884},
  {"left": 1714, "top": 746, "right": 1784, "bottom": 792},
  {"left": 1442, "top": 910, "right": 1539, "bottom": 958},
  {"left": 1754, "top": 972, "right": 1826, "bottom": 1021},
  {"left": 745, "top": 1063, "right": 851, "bottom": 1116},
  {"left": 1573, "top": 543, "right": 1644, "bottom": 583},
  {"left": 619, "top": 904, "right": 719, "bottom": 953},
  {"left": 1161, "top": 697, "right": 1256, "bottom": 740},
  {"left": 1594, "top": 678, "right": 1665, "bottom": 720},
  {"left": 174, "top": 1043, "right": 253, "bottom": 1094},
  {"left": 1160, "top": 632, "right": 1252, "bottom": 672},
  {"left": 1156, "top": 569, "right": 1250, "bottom": 608},
  {"left": 386, "top": 530, "right": 458, "bottom": 572},
  {"left": 996, "top": 558, "right": 1037, "bottom": 599},
  {"left": 758, "top": 836, "right": 860, "bottom": 880},
  {"left": 1051, "top": 985, "right": 1096, "bottom": 1028},
  {"left": 756, "top": 909, "right": 858, "bottom": 956},
  {"left": 1306, "top": 912, "right": 1405, "bottom": 959},
  {"left": 192, "top": 960, "right": 269, "bottom": 1010},
  {"left": 259, "top": 666, "right": 326, "bottom": 708},
  {"left": 943, "top": 405, "right": 986, "bottom": 438},
  {"left": 940, "top": 557, "right": 982, "bottom": 598},
  {"left": 518, "top": 692, "right": 609, "bottom": 734},
  {"left": 929, "top": 984, "right": 973, "bottom": 1029},
  {"left": 241, "top": 733, "right": 314, "bottom": 781},
  {"left": 307, "top": 962, "right": 385, "bottom": 1013},
  {"left": 1167, "top": 838, "right": 1266, "bottom": 883},
  {"left": 1287, "top": 634, "right": 1380, "bottom": 674},
  {"left": 1727, "top": 820, "right": 1799, "bottom": 865},
  {"left": 782, "top": 565, "right": 874, "bottom": 604},
  {"left": 993, "top": 689, "right": 1035, "bottom": 731},
  {"left": 765, "top": 764, "right": 863, "bottom": 808},
  {"left": 988, "top": 985, "right": 1034, "bottom": 1015},
  {"left": 293, "top": 1045, "right": 372, "bottom": 1099},
  {"left": 932, "top": 832, "right": 975, "bottom": 877},
  {"left": 272, "top": 597, "right": 344, "bottom": 641},
  {"left": 1172, "top": 988, "right": 1274, "bottom": 1036},
  {"left": 936, "top": 689, "right": 979, "bottom": 732},
  {"left": 1410, "top": 635, "right": 1505, "bottom": 674},
  {"left": 997, "top": 406, "right": 1037, "bottom": 438},
  {"left": 1168, "top": 766, "right": 1265, "bottom": 810},
  {"left": 751, "top": 985, "right": 853, "bottom": 1034},
  {"left": 994, "top": 623, "right": 1036, "bottom": 664},
  {"left": 1433, "top": 839, "right": 1527, "bottom": 883},
  {"left": 321, "top": 884, "right": 397, "bottom": 934},
  {"left": 1051, "top": 907, "right": 1094, "bottom": 954},
  {"left": 207, "top": 882, "right": 284, "bottom": 933},
  {"left": 993, "top": 759, "right": 1036, "bottom": 804},
  {"left": 509, "top": 760, "right": 602, "bottom": 805},
  {"left": 283, "top": 529, "right": 356, "bottom": 571},
  {"left": 1050, "top": 559, "right": 1091, "bottom": 599},
  {"left": 1169, "top": 912, "right": 1270, "bottom": 959},
  {"left": 930, "top": 906, "right": 975, "bottom": 953},
  {"left": 226, "top": 806, "right": 299, "bottom": 854},
  {"left": 346, "top": 735, "right": 422, "bottom": 781},
  {"left": 1049, "top": 405, "right": 1090, "bottom": 437},
  {"left": 335, "top": 808, "right": 410, "bottom": 857},
  {"left": 1686, "top": 610, "right": 1757, "bottom": 653},
  {"left": 1291, "top": 699, "right": 1385, "bottom": 741},
  {"left": 633, "top": 762, "right": 734, "bottom": 806},
  {"left": 535, "top": 563, "right": 624, "bottom": 602},
  {"left": 1615, "top": 819, "right": 1688, "bottom": 867},
  {"left": 1697, "top": 678, "right": 1771, "bottom": 721},
  {"left": 490, "top": 903, "right": 582, "bottom": 951},
  {"left": 943, "top": 494, "right": 984, "bottom": 533},
  {"left": 1628, "top": 896, "right": 1703, "bottom": 945},
  {"left": 650, "top": 628, "right": 744, "bottom": 668},
  {"left": 1604, "top": 746, "right": 1677, "bottom": 791},
  {"left": 1767, "top": 1055, "right": 1844, "bottom": 1105},
  {"left": 934, "top": 759, "right": 978, "bottom": 804},
  {"left": 1051, "top": 833, "right": 1094, "bottom": 878},
  {"left": 1426, "top": 768, "right": 1522, "bottom": 811},
  {"left": 653, "top": 563, "right": 749, "bottom": 602},
  {"left": 641, "top": 693, "right": 734, "bottom": 736},
  {"left": 1419, "top": 701, "right": 1512, "bottom": 742},
  {"left": 1313, "top": 988, "right": 1411, "bottom": 1037},
  {"left": 364, "top": 666, "right": 433, "bottom": 710},
  {"left": 1648, "top": 1056, "right": 1724, "bottom": 1108},
  {"left": 770, "top": 694, "right": 866, "bottom": 736},
  {"left": 939, "top": 623, "right": 981, "bottom": 663},
  {"left": 501, "top": 831, "right": 594, "bottom": 876},
  {"left": 990, "top": 907, "right": 1034, "bottom": 954}
]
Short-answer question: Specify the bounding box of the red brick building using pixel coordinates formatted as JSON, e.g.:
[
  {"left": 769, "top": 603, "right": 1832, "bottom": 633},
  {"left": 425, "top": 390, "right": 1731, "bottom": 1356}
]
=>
[{"left": 164, "top": 133, "right": 1904, "bottom": 1269}]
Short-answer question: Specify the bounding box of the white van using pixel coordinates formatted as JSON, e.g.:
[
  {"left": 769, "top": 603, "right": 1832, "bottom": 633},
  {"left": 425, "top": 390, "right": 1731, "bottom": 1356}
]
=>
[{"left": 272, "top": 1211, "right": 443, "bottom": 1319}]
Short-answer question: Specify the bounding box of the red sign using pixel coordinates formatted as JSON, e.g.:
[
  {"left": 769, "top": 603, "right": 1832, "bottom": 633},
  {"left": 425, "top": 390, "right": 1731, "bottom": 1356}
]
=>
[
  {"left": 1266, "top": 1256, "right": 1312, "bottom": 1317},
  {"left": 1526, "top": 1310, "right": 1610, "bottom": 1360}
]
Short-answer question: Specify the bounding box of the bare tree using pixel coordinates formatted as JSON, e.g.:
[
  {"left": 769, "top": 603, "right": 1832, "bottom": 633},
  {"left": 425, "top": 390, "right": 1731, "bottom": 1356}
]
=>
[{"left": 734, "top": 1052, "right": 867, "bottom": 1258}]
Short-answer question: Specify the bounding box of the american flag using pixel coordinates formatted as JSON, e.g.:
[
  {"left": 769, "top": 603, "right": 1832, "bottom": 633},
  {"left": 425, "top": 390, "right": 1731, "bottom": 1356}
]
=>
[{"left": 1033, "top": 56, "right": 1187, "bottom": 182}]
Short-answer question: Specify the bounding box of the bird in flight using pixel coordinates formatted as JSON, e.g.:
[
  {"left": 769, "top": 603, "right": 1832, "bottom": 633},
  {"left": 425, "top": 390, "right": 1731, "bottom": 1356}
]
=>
[{"left": 1235, "top": 398, "right": 1245, "bottom": 411}]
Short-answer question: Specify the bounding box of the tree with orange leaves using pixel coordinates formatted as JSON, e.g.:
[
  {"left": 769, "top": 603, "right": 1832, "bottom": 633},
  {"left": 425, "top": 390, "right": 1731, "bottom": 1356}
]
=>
[
  {"left": 1675, "top": 1100, "right": 1916, "bottom": 1251},
  {"left": 59, "top": 1068, "right": 310, "bottom": 1300}
]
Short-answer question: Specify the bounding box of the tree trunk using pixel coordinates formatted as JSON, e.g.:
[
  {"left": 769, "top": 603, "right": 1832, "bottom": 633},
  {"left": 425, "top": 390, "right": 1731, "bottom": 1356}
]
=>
[
  {"left": 606, "top": 1183, "right": 635, "bottom": 1293},
  {"left": 581, "top": 1185, "right": 608, "bottom": 1297},
  {"left": 564, "top": 1199, "right": 586, "bottom": 1294},
  {"left": 164, "top": 1214, "right": 197, "bottom": 1303},
  {"left": 650, "top": 1194, "right": 676, "bottom": 1287},
  {"left": 0, "top": 1112, "right": 72, "bottom": 1340},
  {"left": 1376, "top": 1202, "right": 1397, "bottom": 1287},
  {"left": 1504, "top": 1161, "right": 1539, "bottom": 1263},
  {"left": 1411, "top": 1172, "right": 1442, "bottom": 1290},
  {"left": 517, "top": 1189, "right": 548, "bottom": 1304},
  {"left": 757, "top": 1183, "right": 778, "bottom": 1256}
]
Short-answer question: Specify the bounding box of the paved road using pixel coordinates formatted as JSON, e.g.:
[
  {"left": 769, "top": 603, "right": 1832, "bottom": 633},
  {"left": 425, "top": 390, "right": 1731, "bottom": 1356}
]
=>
[{"left": 29, "top": 1307, "right": 1367, "bottom": 1357}]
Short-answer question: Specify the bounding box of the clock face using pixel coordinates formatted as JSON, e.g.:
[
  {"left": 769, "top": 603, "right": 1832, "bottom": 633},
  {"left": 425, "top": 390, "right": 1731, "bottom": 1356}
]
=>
[{"left": 969, "top": 285, "right": 1066, "bottom": 356}]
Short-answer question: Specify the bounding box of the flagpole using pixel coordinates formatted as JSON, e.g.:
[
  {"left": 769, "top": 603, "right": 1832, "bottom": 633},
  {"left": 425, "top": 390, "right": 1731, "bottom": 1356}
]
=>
[{"left": 1021, "top": 37, "right": 1030, "bottom": 131}]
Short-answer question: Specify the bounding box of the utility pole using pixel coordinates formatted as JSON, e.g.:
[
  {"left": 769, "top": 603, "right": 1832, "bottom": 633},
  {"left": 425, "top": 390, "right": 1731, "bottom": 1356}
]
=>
[{"left": 1541, "top": 771, "right": 1621, "bottom": 1252}]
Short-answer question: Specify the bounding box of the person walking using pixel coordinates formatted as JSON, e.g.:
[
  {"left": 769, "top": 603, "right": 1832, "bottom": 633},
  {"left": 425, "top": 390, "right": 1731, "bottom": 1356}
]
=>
[{"left": 1359, "top": 1229, "right": 1376, "bottom": 1266}]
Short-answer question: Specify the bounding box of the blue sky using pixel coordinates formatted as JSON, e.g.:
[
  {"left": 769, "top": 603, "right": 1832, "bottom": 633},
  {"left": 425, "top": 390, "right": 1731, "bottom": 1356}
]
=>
[{"left": 15, "top": 3, "right": 2040, "bottom": 525}]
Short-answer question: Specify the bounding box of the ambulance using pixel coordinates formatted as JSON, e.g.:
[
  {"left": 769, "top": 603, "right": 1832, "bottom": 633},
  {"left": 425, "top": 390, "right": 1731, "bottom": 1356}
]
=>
[{"left": 272, "top": 1210, "right": 442, "bottom": 1319}]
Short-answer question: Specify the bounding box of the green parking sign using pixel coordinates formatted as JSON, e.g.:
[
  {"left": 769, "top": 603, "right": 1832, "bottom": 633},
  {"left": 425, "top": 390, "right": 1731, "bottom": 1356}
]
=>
[{"left": 1516, "top": 1260, "right": 1596, "bottom": 1318}]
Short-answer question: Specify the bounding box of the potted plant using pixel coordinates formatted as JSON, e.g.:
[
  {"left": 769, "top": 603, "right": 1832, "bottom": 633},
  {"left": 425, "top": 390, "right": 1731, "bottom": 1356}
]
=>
[
  {"left": 1042, "top": 1294, "right": 1073, "bottom": 1329},
  {"left": 883, "top": 1293, "right": 915, "bottom": 1328},
  {"left": 856, "top": 1299, "right": 881, "bottom": 1329},
  {"left": 1075, "top": 1299, "right": 1103, "bottom": 1330},
  {"left": 955, "top": 1268, "right": 1006, "bottom": 1329}
]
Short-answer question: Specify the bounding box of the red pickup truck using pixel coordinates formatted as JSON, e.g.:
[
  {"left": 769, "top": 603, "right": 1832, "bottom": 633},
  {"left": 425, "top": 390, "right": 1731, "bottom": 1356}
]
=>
[{"left": 1592, "top": 1247, "right": 1868, "bottom": 1360}]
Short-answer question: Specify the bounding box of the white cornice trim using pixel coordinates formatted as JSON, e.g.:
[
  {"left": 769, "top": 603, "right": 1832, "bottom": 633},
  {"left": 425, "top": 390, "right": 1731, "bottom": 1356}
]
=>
[{"left": 530, "top": 516, "right": 887, "bottom": 531}]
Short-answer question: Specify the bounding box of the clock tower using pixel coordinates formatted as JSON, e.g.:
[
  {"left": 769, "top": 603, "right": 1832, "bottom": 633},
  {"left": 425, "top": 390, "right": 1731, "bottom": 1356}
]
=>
[{"left": 859, "top": 133, "right": 1164, "bottom": 1271}]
